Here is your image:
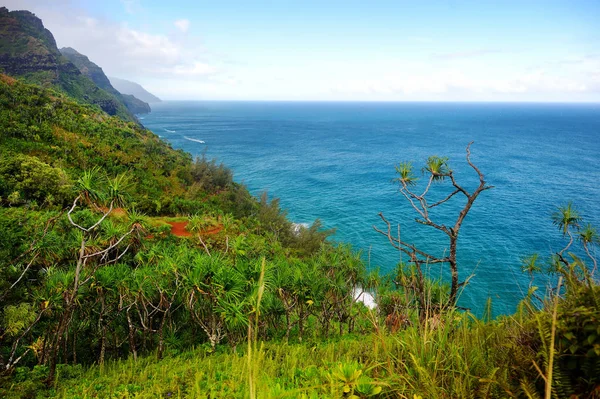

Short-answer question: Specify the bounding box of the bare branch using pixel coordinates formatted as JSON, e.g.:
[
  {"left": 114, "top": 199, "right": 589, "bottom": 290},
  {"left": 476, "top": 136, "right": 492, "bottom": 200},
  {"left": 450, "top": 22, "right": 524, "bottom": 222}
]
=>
[
  {"left": 448, "top": 172, "right": 470, "bottom": 197},
  {"left": 420, "top": 174, "right": 435, "bottom": 198},
  {"left": 82, "top": 226, "right": 136, "bottom": 259},
  {"left": 399, "top": 186, "right": 427, "bottom": 220},
  {"left": 414, "top": 218, "right": 451, "bottom": 236},
  {"left": 429, "top": 189, "right": 460, "bottom": 208},
  {"left": 373, "top": 213, "right": 448, "bottom": 264},
  {"left": 68, "top": 196, "right": 114, "bottom": 233},
  {"left": 6, "top": 254, "right": 37, "bottom": 293},
  {"left": 198, "top": 235, "right": 211, "bottom": 257},
  {"left": 466, "top": 141, "right": 484, "bottom": 185},
  {"left": 5, "top": 308, "right": 48, "bottom": 371}
]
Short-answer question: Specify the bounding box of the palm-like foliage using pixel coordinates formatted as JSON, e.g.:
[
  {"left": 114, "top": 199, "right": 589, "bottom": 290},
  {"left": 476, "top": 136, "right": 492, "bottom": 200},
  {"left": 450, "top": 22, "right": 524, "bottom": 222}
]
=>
[
  {"left": 107, "top": 173, "right": 132, "bottom": 208},
  {"left": 75, "top": 167, "right": 105, "bottom": 205},
  {"left": 522, "top": 253, "right": 541, "bottom": 275},
  {"left": 578, "top": 223, "right": 599, "bottom": 275},
  {"left": 424, "top": 156, "right": 450, "bottom": 180},
  {"left": 394, "top": 162, "right": 418, "bottom": 187},
  {"left": 552, "top": 202, "right": 582, "bottom": 236},
  {"left": 578, "top": 223, "right": 599, "bottom": 246}
]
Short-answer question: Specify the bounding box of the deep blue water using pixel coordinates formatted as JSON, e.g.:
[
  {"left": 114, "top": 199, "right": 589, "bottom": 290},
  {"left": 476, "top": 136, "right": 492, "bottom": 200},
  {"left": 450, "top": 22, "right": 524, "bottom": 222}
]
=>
[{"left": 142, "top": 101, "right": 600, "bottom": 315}]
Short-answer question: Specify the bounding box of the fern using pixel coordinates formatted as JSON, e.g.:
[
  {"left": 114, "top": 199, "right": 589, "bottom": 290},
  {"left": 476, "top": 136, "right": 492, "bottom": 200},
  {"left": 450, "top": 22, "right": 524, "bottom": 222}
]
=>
[
  {"left": 521, "top": 379, "right": 543, "bottom": 399},
  {"left": 551, "top": 360, "right": 574, "bottom": 399}
]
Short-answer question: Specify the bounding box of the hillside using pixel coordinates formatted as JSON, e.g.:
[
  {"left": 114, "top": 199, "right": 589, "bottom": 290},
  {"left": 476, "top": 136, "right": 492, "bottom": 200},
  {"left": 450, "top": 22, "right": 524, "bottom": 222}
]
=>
[
  {"left": 0, "top": 73, "right": 235, "bottom": 213},
  {"left": 0, "top": 74, "right": 598, "bottom": 399},
  {"left": 60, "top": 47, "right": 151, "bottom": 114},
  {"left": 0, "top": 7, "right": 137, "bottom": 122},
  {"left": 109, "top": 76, "right": 162, "bottom": 103}
]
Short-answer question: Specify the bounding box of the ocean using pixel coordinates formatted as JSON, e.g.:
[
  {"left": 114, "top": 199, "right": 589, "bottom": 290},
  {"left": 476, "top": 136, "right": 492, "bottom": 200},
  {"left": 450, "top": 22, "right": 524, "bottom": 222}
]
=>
[{"left": 141, "top": 101, "right": 600, "bottom": 315}]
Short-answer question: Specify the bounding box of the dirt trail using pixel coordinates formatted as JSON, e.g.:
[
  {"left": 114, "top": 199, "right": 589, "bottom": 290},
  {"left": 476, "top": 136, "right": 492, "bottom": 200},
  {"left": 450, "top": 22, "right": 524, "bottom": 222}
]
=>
[
  {"left": 166, "top": 221, "right": 223, "bottom": 237},
  {"left": 203, "top": 225, "right": 223, "bottom": 235},
  {"left": 167, "top": 221, "right": 192, "bottom": 237}
]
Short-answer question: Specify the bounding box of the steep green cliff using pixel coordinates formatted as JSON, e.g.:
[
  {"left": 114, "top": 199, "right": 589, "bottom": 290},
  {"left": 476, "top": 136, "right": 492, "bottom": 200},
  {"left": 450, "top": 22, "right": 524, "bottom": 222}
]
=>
[
  {"left": 60, "top": 47, "right": 151, "bottom": 114},
  {"left": 0, "top": 7, "right": 137, "bottom": 122}
]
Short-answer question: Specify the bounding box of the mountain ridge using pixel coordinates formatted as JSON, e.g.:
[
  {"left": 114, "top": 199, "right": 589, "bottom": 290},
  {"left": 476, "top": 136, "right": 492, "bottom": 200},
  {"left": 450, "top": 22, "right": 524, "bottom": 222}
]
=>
[
  {"left": 109, "top": 76, "right": 161, "bottom": 103},
  {"left": 0, "top": 6, "right": 138, "bottom": 122},
  {"left": 60, "top": 46, "right": 151, "bottom": 114}
]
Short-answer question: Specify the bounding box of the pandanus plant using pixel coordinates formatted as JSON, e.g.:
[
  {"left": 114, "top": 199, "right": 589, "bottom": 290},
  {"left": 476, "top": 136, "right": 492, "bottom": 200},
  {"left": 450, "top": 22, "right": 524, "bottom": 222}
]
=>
[
  {"left": 552, "top": 202, "right": 582, "bottom": 256},
  {"left": 47, "top": 169, "right": 139, "bottom": 384},
  {"left": 375, "top": 142, "right": 493, "bottom": 318},
  {"left": 578, "top": 223, "right": 598, "bottom": 276}
]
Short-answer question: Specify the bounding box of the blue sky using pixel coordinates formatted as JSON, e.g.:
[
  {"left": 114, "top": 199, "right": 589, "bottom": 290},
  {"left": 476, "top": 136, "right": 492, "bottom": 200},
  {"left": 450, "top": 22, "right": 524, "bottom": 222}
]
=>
[{"left": 6, "top": 0, "right": 600, "bottom": 101}]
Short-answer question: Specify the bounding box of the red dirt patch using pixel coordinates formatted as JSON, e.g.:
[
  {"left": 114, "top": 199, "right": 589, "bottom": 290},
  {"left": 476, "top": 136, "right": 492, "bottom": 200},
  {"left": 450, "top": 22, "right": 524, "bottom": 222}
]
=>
[
  {"left": 165, "top": 222, "right": 224, "bottom": 238},
  {"left": 167, "top": 221, "right": 192, "bottom": 237},
  {"left": 203, "top": 225, "right": 223, "bottom": 235},
  {"left": 0, "top": 74, "right": 17, "bottom": 85}
]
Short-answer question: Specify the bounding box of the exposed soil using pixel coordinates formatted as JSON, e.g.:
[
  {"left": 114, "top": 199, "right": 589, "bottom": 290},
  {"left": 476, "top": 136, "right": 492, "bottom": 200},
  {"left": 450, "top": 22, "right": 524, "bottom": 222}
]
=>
[
  {"left": 203, "top": 225, "right": 223, "bottom": 235},
  {"left": 166, "top": 221, "right": 224, "bottom": 237},
  {"left": 167, "top": 221, "right": 192, "bottom": 237}
]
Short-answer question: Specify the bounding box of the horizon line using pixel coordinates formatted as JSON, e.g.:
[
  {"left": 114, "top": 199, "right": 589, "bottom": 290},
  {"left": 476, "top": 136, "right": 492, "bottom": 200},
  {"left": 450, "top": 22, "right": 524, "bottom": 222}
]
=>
[{"left": 155, "top": 99, "right": 600, "bottom": 105}]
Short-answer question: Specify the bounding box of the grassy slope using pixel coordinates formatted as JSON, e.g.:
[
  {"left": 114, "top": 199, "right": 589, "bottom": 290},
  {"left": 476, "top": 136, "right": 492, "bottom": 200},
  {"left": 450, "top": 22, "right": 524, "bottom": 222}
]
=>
[
  {"left": 0, "top": 73, "right": 197, "bottom": 211},
  {"left": 18, "top": 309, "right": 540, "bottom": 398}
]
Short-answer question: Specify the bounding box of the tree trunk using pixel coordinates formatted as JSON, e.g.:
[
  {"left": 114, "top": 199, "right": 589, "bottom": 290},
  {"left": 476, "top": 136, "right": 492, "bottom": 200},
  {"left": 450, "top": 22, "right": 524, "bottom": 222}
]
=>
[
  {"left": 448, "top": 235, "right": 459, "bottom": 308},
  {"left": 157, "top": 311, "right": 168, "bottom": 360},
  {"left": 126, "top": 309, "right": 137, "bottom": 361},
  {"left": 99, "top": 326, "right": 106, "bottom": 366},
  {"left": 47, "top": 305, "right": 73, "bottom": 384}
]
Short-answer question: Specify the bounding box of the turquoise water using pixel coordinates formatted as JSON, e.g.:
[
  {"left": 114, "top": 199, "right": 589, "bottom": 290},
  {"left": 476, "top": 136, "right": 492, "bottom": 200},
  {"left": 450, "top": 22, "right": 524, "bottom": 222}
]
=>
[{"left": 142, "top": 101, "right": 600, "bottom": 314}]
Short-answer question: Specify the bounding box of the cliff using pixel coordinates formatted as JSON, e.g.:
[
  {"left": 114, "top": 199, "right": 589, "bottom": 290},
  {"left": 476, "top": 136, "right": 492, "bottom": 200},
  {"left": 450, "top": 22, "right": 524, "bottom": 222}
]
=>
[
  {"left": 109, "top": 76, "right": 162, "bottom": 103},
  {"left": 60, "top": 47, "right": 151, "bottom": 114},
  {"left": 0, "top": 7, "right": 137, "bottom": 122}
]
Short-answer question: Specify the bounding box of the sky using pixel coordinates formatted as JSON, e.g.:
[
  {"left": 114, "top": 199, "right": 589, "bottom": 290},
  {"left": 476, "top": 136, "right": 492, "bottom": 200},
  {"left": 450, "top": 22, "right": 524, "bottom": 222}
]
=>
[{"left": 4, "top": 0, "right": 600, "bottom": 101}]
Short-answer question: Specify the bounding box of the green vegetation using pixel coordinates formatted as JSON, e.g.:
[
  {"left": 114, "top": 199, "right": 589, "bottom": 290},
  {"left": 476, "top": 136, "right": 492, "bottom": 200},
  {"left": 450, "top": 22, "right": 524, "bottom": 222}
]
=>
[
  {"left": 0, "top": 8, "right": 138, "bottom": 123},
  {"left": 0, "top": 75, "right": 598, "bottom": 398},
  {"left": 60, "top": 47, "right": 151, "bottom": 115}
]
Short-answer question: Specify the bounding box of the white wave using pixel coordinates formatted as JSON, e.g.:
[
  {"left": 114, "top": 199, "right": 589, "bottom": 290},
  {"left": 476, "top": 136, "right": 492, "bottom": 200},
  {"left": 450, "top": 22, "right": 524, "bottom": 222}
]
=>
[
  {"left": 164, "top": 128, "right": 176, "bottom": 133},
  {"left": 138, "top": 117, "right": 145, "bottom": 120},
  {"left": 353, "top": 288, "right": 376, "bottom": 309},
  {"left": 184, "top": 136, "right": 205, "bottom": 144},
  {"left": 291, "top": 222, "right": 310, "bottom": 235}
]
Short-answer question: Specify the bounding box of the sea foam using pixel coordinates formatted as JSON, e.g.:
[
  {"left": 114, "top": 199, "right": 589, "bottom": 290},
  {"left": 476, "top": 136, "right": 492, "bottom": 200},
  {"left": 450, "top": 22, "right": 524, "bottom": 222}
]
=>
[
  {"left": 291, "top": 222, "right": 310, "bottom": 236},
  {"left": 184, "top": 136, "right": 205, "bottom": 144}
]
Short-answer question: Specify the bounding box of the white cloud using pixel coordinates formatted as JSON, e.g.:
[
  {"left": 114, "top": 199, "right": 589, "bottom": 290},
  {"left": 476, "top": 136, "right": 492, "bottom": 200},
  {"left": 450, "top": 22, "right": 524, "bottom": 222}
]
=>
[
  {"left": 494, "top": 70, "right": 588, "bottom": 94},
  {"left": 120, "top": 0, "right": 142, "bottom": 15},
  {"left": 174, "top": 19, "right": 190, "bottom": 33},
  {"left": 333, "top": 67, "right": 597, "bottom": 100},
  {"left": 1, "top": 0, "right": 220, "bottom": 82},
  {"left": 170, "top": 62, "right": 217, "bottom": 76},
  {"left": 433, "top": 49, "right": 500, "bottom": 60}
]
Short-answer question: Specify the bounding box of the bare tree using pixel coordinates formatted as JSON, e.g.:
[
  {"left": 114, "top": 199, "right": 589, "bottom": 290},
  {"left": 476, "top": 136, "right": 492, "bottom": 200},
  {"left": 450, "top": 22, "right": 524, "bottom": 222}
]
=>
[{"left": 374, "top": 142, "right": 493, "bottom": 314}]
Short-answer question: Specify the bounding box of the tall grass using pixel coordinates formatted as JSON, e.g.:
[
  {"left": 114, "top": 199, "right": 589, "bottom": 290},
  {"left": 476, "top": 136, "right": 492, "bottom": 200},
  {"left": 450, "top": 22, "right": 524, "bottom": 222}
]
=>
[
  {"left": 37, "top": 309, "right": 542, "bottom": 399},
  {"left": 10, "top": 267, "right": 587, "bottom": 398}
]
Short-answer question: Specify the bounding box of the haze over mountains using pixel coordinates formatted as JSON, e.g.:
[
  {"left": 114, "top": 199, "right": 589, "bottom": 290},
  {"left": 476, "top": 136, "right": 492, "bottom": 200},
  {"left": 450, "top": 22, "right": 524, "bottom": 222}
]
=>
[
  {"left": 0, "top": 6, "right": 160, "bottom": 121},
  {"left": 60, "top": 47, "right": 151, "bottom": 115},
  {"left": 109, "top": 77, "right": 162, "bottom": 104}
]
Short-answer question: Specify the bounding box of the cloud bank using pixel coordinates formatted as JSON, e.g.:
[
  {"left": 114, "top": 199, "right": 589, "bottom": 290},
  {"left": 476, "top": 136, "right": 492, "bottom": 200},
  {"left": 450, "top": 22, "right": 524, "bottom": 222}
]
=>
[{"left": 2, "top": 0, "right": 219, "bottom": 82}]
